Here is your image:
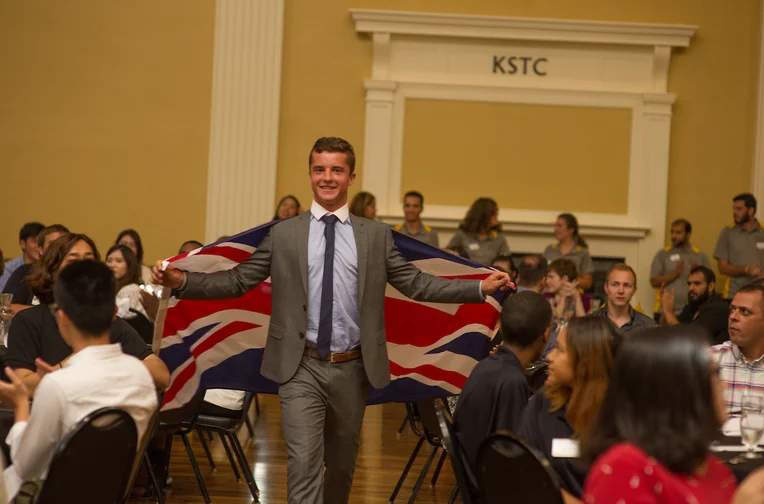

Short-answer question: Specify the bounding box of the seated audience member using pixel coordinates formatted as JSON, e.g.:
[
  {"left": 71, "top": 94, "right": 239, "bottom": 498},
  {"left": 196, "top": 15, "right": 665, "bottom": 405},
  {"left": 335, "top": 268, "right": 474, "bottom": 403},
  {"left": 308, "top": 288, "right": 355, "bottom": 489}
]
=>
[
  {"left": 106, "top": 245, "right": 148, "bottom": 320},
  {"left": 514, "top": 255, "right": 548, "bottom": 294},
  {"left": 3, "top": 224, "right": 69, "bottom": 307},
  {"left": 711, "top": 282, "right": 764, "bottom": 413},
  {"left": 660, "top": 265, "right": 729, "bottom": 344},
  {"left": 0, "top": 260, "right": 158, "bottom": 499},
  {"left": 580, "top": 326, "right": 764, "bottom": 504},
  {"left": 393, "top": 190, "right": 439, "bottom": 248},
  {"left": 6, "top": 233, "right": 169, "bottom": 394},
  {"left": 491, "top": 254, "right": 518, "bottom": 279},
  {"left": 519, "top": 316, "right": 623, "bottom": 499},
  {"left": 273, "top": 195, "right": 301, "bottom": 221},
  {"left": 0, "top": 222, "right": 44, "bottom": 292},
  {"left": 454, "top": 291, "right": 552, "bottom": 471},
  {"left": 546, "top": 259, "right": 586, "bottom": 324},
  {"left": 544, "top": 213, "right": 594, "bottom": 290},
  {"left": 349, "top": 191, "right": 377, "bottom": 220},
  {"left": 650, "top": 219, "right": 710, "bottom": 319},
  {"left": 590, "top": 263, "right": 656, "bottom": 333},
  {"left": 178, "top": 240, "right": 204, "bottom": 255},
  {"left": 447, "top": 197, "right": 510, "bottom": 266},
  {"left": 115, "top": 228, "right": 152, "bottom": 285}
]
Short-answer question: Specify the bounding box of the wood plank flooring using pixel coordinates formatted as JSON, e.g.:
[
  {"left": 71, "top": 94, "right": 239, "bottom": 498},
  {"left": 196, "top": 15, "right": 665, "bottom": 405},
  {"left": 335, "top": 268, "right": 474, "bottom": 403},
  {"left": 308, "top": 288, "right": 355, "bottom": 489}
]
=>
[{"left": 128, "top": 394, "right": 457, "bottom": 504}]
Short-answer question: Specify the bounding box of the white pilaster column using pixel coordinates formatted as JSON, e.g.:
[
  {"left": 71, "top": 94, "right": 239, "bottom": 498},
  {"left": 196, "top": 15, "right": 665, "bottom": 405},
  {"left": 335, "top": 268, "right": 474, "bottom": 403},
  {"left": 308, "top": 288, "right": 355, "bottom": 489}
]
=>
[{"left": 205, "top": 0, "right": 285, "bottom": 242}]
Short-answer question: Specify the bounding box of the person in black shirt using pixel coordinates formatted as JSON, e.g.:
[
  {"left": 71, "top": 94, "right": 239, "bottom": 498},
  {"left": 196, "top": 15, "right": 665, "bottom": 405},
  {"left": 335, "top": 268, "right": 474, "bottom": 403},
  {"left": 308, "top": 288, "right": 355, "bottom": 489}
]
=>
[
  {"left": 454, "top": 291, "right": 552, "bottom": 473},
  {"left": 518, "top": 316, "right": 623, "bottom": 499},
  {"left": 6, "top": 233, "right": 169, "bottom": 395},
  {"left": 660, "top": 265, "right": 729, "bottom": 345}
]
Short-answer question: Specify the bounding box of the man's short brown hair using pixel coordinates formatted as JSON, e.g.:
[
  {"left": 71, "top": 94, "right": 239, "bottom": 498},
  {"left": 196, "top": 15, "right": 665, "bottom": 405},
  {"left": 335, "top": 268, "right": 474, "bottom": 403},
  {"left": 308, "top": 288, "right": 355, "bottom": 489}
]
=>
[
  {"left": 309, "top": 137, "right": 356, "bottom": 174},
  {"left": 606, "top": 263, "right": 637, "bottom": 287}
]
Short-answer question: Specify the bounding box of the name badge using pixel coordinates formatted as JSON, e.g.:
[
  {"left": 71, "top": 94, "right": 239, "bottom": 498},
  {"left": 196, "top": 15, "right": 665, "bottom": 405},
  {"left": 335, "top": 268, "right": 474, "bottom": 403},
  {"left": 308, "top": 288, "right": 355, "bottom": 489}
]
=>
[
  {"left": 757, "top": 242, "right": 764, "bottom": 250},
  {"left": 467, "top": 243, "right": 480, "bottom": 251},
  {"left": 551, "top": 438, "right": 579, "bottom": 458},
  {"left": 669, "top": 254, "right": 680, "bottom": 262}
]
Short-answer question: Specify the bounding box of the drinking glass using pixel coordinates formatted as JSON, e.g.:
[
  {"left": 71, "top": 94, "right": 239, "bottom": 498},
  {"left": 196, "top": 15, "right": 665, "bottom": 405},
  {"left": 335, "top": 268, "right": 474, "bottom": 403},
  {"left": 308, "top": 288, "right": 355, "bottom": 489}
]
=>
[{"left": 741, "top": 395, "right": 764, "bottom": 460}]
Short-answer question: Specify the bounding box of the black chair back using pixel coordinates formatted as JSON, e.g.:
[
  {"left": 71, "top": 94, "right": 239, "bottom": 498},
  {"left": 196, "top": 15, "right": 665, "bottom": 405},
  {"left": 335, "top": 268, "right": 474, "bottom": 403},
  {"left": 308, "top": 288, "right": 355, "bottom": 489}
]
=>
[
  {"left": 434, "top": 399, "right": 477, "bottom": 504},
  {"left": 37, "top": 408, "right": 138, "bottom": 504},
  {"left": 526, "top": 361, "right": 549, "bottom": 393},
  {"left": 477, "top": 431, "right": 564, "bottom": 504},
  {"left": 416, "top": 400, "right": 443, "bottom": 447},
  {"left": 122, "top": 403, "right": 161, "bottom": 503}
]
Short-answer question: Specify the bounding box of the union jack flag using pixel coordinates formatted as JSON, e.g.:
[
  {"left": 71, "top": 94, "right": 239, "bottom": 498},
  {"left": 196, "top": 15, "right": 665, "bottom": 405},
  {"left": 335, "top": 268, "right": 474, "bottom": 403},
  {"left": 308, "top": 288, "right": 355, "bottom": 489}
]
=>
[{"left": 155, "top": 220, "right": 509, "bottom": 411}]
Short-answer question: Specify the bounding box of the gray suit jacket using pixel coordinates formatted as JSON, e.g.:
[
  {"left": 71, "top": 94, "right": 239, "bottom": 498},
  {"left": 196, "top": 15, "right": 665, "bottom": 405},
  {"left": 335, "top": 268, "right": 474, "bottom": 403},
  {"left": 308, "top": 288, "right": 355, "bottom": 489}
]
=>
[{"left": 179, "top": 212, "right": 484, "bottom": 389}]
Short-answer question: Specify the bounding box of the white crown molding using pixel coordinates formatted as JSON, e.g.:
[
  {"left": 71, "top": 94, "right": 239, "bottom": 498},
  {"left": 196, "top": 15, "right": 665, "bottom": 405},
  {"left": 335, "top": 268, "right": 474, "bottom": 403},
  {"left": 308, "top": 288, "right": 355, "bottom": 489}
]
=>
[
  {"left": 205, "top": 0, "right": 284, "bottom": 243},
  {"left": 350, "top": 9, "right": 697, "bottom": 48}
]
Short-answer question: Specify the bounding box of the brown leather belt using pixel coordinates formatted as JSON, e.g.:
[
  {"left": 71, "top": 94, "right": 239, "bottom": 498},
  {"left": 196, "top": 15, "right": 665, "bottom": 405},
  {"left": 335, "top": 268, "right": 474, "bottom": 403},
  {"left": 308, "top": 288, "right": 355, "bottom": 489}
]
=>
[{"left": 303, "top": 347, "right": 362, "bottom": 363}]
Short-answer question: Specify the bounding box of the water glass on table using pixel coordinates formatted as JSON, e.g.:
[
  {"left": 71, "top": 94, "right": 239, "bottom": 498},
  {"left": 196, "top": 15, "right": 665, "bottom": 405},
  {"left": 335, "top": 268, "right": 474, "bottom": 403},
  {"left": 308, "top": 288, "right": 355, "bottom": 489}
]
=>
[{"left": 741, "top": 395, "right": 764, "bottom": 460}]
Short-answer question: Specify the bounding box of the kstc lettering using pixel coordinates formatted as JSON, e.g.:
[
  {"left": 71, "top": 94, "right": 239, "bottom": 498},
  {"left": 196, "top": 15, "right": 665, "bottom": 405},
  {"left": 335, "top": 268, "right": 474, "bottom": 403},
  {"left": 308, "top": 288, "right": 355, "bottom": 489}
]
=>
[{"left": 492, "top": 56, "right": 548, "bottom": 76}]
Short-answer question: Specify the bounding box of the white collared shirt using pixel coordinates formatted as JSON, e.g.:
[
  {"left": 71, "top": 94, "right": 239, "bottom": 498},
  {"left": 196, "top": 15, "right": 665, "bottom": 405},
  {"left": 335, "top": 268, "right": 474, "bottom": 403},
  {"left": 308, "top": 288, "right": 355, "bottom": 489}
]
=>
[
  {"left": 4, "top": 343, "right": 157, "bottom": 498},
  {"left": 309, "top": 199, "right": 350, "bottom": 223}
]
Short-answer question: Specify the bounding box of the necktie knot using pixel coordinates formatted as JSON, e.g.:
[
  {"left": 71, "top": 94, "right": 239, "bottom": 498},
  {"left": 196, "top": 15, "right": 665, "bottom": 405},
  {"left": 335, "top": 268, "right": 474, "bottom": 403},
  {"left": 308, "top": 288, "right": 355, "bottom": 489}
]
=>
[{"left": 323, "top": 214, "right": 339, "bottom": 226}]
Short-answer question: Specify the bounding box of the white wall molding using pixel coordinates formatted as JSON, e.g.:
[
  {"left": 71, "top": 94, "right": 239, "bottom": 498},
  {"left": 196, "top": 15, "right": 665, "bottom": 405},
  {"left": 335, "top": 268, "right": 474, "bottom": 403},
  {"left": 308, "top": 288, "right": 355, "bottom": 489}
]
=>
[
  {"left": 351, "top": 10, "right": 696, "bottom": 48},
  {"left": 752, "top": 0, "right": 764, "bottom": 206},
  {"left": 205, "top": 0, "right": 285, "bottom": 243},
  {"left": 353, "top": 9, "right": 695, "bottom": 313}
]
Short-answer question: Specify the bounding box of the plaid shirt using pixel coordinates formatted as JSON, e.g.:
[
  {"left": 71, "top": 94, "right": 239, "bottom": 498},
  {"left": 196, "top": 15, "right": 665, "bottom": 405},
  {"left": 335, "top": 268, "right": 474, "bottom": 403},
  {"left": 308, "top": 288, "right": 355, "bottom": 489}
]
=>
[{"left": 710, "top": 341, "right": 764, "bottom": 412}]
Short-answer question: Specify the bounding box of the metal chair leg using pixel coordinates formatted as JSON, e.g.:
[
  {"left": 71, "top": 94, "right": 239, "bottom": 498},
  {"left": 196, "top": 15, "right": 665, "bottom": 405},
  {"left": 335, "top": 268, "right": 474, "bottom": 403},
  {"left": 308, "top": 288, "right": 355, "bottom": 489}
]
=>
[
  {"left": 207, "top": 430, "right": 214, "bottom": 442},
  {"left": 244, "top": 414, "right": 255, "bottom": 438},
  {"left": 254, "top": 394, "right": 260, "bottom": 417},
  {"left": 396, "top": 413, "right": 409, "bottom": 440},
  {"left": 408, "top": 446, "right": 438, "bottom": 504},
  {"left": 229, "top": 432, "right": 260, "bottom": 501},
  {"left": 180, "top": 433, "right": 211, "bottom": 504},
  {"left": 429, "top": 449, "right": 447, "bottom": 488},
  {"left": 447, "top": 486, "right": 459, "bottom": 504},
  {"left": 219, "top": 431, "right": 241, "bottom": 481},
  {"left": 197, "top": 429, "right": 216, "bottom": 470},
  {"left": 144, "top": 452, "right": 165, "bottom": 504},
  {"left": 389, "top": 436, "right": 425, "bottom": 503}
]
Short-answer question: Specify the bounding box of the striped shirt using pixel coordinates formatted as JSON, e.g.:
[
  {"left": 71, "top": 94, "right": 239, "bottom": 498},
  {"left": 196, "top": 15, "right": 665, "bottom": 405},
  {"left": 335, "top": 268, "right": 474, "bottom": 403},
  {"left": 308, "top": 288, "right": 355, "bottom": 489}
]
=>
[{"left": 710, "top": 341, "right": 764, "bottom": 412}]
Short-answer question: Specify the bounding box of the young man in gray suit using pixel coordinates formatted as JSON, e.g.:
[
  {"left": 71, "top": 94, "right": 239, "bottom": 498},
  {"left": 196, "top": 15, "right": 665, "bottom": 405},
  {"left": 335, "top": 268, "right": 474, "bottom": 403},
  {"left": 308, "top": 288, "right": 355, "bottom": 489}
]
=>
[{"left": 152, "top": 137, "right": 512, "bottom": 504}]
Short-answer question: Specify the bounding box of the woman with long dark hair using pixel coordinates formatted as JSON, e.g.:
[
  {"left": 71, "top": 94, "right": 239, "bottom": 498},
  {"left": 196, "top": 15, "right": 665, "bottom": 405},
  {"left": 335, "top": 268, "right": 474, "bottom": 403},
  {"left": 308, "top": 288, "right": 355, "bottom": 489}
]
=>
[
  {"left": 446, "top": 197, "right": 510, "bottom": 266},
  {"left": 544, "top": 213, "right": 594, "bottom": 290},
  {"left": 115, "top": 228, "right": 152, "bottom": 285},
  {"left": 581, "top": 326, "right": 764, "bottom": 504},
  {"left": 349, "top": 191, "right": 377, "bottom": 220},
  {"left": 518, "top": 316, "right": 622, "bottom": 498},
  {"left": 7, "top": 233, "right": 169, "bottom": 394},
  {"left": 273, "top": 194, "right": 301, "bottom": 221},
  {"left": 106, "top": 244, "right": 147, "bottom": 319}
]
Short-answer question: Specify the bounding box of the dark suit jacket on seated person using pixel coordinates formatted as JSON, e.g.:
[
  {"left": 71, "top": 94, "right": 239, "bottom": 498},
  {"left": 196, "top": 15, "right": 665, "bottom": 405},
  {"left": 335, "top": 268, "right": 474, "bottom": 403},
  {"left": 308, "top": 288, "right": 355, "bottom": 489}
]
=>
[{"left": 176, "top": 212, "right": 486, "bottom": 389}]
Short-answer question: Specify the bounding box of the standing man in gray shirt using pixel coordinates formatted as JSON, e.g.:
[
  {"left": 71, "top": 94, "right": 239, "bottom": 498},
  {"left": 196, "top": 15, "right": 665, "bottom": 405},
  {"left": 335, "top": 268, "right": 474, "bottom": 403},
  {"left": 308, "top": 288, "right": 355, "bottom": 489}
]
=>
[
  {"left": 393, "top": 190, "right": 439, "bottom": 248},
  {"left": 650, "top": 219, "right": 710, "bottom": 318},
  {"left": 713, "top": 193, "right": 764, "bottom": 299}
]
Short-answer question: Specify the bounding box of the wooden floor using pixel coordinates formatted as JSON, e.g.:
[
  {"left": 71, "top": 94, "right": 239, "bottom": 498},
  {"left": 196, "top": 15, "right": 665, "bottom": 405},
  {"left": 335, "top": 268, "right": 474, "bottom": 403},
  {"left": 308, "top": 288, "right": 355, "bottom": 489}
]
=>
[{"left": 128, "top": 394, "right": 457, "bottom": 504}]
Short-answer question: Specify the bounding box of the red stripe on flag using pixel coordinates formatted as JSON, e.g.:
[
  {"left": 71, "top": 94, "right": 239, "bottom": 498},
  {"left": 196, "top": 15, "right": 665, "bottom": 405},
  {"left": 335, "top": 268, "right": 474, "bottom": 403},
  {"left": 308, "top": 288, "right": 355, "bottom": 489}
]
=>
[
  {"left": 389, "top": 361, "right": 468, "bottom": 390},
  {"left": 191, "top": 320, "right": 260, "bottom": 358},
  {"left": 162, "top": 359, "right": 197, "bottom": 406},
  {"left": 168, "top": 245, "right": 254, "bottom": 265},
  {"left": 163, "top": 283, "right": 272, "bottom": 337},
  {"left": 383, "top": 297, "right": 499, "bottom": 347}
]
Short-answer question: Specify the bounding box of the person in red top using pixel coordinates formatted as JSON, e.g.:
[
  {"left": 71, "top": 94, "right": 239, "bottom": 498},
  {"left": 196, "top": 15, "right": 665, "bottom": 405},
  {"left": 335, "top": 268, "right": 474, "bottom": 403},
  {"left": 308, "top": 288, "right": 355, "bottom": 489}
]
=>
[{"left": 580, "top": 326, "right": 764, "bottom": 504}]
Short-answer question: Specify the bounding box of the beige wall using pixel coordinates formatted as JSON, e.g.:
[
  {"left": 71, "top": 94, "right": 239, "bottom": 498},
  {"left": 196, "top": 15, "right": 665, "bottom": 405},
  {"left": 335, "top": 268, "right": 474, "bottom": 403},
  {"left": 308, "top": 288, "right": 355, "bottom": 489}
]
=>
[
  {"left": 401, "top": 100, "right": 632, "bottom": 213},
  {"left": 277, "top": 0, "right": 761, "bottom": 274},
  {"left": 0, "top": 1, "right": 215, "bottom": 264},
  {"left": 0, "top": 0, "right": 759, "bottom": 278}
]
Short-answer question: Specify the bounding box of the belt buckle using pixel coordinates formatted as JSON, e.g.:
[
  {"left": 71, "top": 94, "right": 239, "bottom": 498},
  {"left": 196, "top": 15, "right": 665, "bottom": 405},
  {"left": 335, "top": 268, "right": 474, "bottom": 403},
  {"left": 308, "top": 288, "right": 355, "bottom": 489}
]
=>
[{"left": 327, "top": 352, "right": 337, "bottom": 363}]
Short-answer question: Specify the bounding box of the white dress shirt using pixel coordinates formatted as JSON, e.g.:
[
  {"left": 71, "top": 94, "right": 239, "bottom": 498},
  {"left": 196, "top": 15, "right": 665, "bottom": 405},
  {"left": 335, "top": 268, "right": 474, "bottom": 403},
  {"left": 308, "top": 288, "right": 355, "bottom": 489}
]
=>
[{"left": 4, "top": 343, "right": 158, "bottom": 498}]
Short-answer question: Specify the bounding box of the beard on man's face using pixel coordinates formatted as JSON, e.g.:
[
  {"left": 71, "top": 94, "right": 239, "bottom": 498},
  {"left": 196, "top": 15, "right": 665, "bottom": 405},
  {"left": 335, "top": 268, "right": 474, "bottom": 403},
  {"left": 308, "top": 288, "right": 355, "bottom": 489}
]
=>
[
  {"left": 735, "top": 213, "right": 751, "bottom": 225},
  {"left": 688, "top": 289, "right": 710, "bottom": 309}
]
